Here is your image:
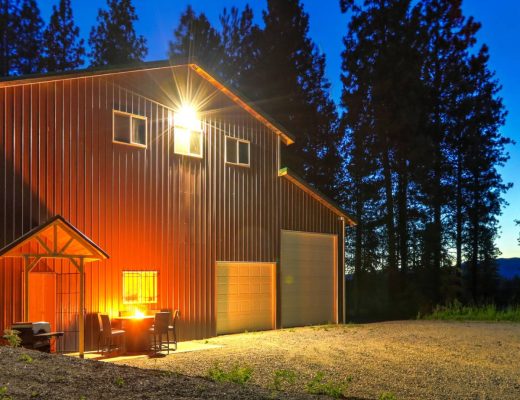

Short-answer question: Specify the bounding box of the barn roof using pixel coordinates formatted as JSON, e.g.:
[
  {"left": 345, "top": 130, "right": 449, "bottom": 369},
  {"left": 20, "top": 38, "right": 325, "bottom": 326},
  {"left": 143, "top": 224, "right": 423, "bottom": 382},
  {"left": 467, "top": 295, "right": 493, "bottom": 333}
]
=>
[
  {"left": 0, "top": 60, "right": 295, "bottom": 145},
  {"left": 278, "top": 168, "right": 356, "bottom": 226}
]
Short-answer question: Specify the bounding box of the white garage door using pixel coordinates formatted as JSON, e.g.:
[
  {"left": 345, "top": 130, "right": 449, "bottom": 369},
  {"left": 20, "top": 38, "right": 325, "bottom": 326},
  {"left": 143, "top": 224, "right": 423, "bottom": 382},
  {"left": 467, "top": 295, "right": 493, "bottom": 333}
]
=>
[
  {"left": 281, "top": 230, "right": 337, "bottom": 328},
  {"left": 216, "top": 262, "right": 276, "bottom": 335}
]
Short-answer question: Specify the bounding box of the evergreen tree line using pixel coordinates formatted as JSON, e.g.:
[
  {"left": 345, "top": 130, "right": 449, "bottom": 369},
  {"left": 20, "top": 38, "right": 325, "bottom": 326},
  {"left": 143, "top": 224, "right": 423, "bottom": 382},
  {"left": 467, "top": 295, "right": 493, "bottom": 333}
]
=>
[
  {"left": 168, "top": 0, "right": 513, "bottom": 317},
  {"left": 0, "top": 0, "right": 146, "bottom": 76},
  {"left": 340, "top": 0, "right": 512, "bottom": 318},
  {"left": 0, "top": 0, "right": 513, "bottom": 317}
]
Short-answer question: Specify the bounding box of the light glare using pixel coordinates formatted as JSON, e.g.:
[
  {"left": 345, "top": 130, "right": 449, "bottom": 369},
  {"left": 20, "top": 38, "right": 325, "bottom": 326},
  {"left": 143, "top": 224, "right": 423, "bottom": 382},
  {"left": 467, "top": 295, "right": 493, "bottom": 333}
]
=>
[{"left": 175, "top": 105, "right": 202, "bottom": 132}]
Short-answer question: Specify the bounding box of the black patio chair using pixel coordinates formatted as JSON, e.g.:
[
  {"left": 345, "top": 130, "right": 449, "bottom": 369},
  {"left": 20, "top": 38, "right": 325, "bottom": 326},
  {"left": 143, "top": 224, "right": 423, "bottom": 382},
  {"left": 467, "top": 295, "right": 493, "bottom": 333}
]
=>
[
  {"left": 164, "top": 309, "right": 180, "bottom": 351},
  {"left": 150, "top": 311, "right": 178, "bottom": 354},
  {"left": 98, "top": 313, "right": 125, "bottom": 354}
]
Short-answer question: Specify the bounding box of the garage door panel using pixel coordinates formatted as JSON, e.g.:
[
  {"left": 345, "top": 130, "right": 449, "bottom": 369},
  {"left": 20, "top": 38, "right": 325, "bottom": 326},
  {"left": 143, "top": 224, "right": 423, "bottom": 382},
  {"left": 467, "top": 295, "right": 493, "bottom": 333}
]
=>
[
  {"left": 281, "top": 231, "right": 337, "bottom": 328},
  {"left": 217, "top": 262, "right": 275, "bottom": 335}
]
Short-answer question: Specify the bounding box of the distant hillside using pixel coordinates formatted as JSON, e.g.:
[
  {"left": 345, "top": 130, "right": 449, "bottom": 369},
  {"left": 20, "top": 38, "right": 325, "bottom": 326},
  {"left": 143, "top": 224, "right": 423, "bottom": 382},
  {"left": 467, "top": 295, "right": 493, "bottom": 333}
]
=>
[{"left": 497, "top": 258, "right": 520, "bottom": 280}]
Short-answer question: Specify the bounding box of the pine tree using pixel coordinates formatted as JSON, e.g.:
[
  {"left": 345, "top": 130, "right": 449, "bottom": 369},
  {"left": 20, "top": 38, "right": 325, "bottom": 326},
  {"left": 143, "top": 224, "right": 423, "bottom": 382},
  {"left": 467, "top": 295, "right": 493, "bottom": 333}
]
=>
[
  {"left": 12, "top": 0, "right": 44, "bottom": 75},
  {"left": 43, "top": 0, "right": 85, "bottom": 72},
  {"left": 219, "top": 5, "right": 260, "bottom": 87},
  {"left": 0, "top": 0, "right": 20, "bottom": 76},
  {"left": 461, "top": 46, "right": 509, "bottom": 301},
  {"left": 252, "top": 0, "right": 341, "bottom": 196},
  {"left": 168, "top": 6, "right": 223, "bottom": 73},
  {"left": 340, "top": 0, "right": 510, "bottom": 314},
  {"left": 88, "top": 0, "right": 147, "bottom": 67}
]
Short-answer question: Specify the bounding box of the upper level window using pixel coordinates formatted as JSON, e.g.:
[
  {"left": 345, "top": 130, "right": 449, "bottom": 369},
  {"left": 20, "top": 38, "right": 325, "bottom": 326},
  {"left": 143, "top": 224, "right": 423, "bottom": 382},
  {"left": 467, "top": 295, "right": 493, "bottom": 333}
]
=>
[
  {"left": 226, "top": 136, "right": 250, "bottom": 166},
  {"left": 174, "top": 106, "right": 203, "bottom": 158},
  {"left": 122, "top": 271, "right": 158, "bottom": 304},
  {"left": 113, "top": 110, "right": 147, "bottom": 148}
]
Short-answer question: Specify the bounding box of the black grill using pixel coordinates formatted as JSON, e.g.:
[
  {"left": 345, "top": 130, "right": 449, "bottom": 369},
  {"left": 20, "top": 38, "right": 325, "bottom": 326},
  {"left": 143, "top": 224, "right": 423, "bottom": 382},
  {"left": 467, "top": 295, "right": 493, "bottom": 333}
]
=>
[{"left": 11, "top": 322, "right": 64, "bottom": 352}]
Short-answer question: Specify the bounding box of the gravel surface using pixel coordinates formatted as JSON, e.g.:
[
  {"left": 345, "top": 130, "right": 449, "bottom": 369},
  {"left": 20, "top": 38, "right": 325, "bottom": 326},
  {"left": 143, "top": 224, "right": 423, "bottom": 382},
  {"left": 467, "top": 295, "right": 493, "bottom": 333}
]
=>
[
  {"left": 118, "top": 321, "right": 520, "bottom": 400},
  {"left": 0, "top": 346, "right": 316, "bottom": 399}
]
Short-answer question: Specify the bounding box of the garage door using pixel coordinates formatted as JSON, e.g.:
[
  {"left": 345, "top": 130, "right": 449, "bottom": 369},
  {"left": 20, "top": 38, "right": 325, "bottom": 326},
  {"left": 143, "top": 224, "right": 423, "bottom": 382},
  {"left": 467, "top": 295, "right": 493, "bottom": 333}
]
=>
[
  {"left": 216, "top": 262, "right": 276, "bottom": 335},
  {"left": 281, "top": 230, "right": 337, "bottom": 328}
]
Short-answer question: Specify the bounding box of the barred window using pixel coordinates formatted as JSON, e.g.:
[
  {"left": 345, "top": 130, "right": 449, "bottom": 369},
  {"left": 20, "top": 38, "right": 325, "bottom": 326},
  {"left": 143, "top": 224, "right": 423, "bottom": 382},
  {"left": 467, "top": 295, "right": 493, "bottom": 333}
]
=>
[{"left": 122, "top": 271, "right": 158, "bottom": 304}]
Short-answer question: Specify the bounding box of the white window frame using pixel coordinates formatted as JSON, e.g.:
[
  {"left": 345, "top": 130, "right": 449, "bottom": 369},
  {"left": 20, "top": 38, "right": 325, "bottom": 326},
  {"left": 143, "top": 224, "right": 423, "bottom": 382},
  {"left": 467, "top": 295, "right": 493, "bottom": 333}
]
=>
[
  {"left": 174, "top": 127, "right": 204, "bottom": 158},
  {"left": 225, "top": 136, "right": 250, "bottom": 167},
  {"left": 112, "top": 109, "right": 148, "bottom": 148}
]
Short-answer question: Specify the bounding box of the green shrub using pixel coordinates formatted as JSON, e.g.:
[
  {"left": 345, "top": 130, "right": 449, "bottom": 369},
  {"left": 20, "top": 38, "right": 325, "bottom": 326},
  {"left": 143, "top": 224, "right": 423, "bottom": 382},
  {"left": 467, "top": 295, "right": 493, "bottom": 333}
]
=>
[
  {"left": 207, "top": 364, "right": 252, "bottom": 385},
  {"left": 2, "top": 330, "right": 21, "bottom": 348},
  {"left": 114, "top": 377, "right": 125, "bottom": 387},
  {"left": 379, "top": 392, "right": 398, "bottom": 400},
  {"left": 0, "top": 386, "right": 12, "bottom": 400},
  {"left": 271, "top": 369, "right": 297, "bottom": 391},
  {"left": 421, "top": 300, "right": 520, "bottom": 322},
  {"left": 19, "top": 353, "right": 33, "bottom": 364},
  {"left": 305, "top": 372, "right": 351, "bottom": 398}
]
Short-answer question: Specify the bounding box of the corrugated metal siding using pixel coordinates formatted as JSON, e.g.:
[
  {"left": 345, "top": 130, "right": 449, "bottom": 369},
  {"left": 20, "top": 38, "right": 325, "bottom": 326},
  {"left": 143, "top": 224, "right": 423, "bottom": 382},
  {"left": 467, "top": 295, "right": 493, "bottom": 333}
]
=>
[{"left": 0, "top": 70, "right": 344, "bottom": 348}]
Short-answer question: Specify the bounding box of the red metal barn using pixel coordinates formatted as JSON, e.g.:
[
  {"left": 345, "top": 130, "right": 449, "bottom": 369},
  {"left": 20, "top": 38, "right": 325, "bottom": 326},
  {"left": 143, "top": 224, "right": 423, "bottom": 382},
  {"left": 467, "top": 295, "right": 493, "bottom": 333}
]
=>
[{"left": 0, "top": 62, "right": 354, "bottom": 354}]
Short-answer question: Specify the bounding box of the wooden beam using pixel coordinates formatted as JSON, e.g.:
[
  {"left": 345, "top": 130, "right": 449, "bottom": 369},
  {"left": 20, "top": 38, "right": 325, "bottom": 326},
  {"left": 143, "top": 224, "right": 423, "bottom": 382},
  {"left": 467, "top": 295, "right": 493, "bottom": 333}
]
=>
[
  {"left": 23, "top": 255, "right": 42, "bottom": 321},
  {"left": 58, "top": 237, "right": 74, "bottom": 255},
  {"left": 78, "top": 258, "right": 85, "bottom": 359},
  {"left": 53, "top": 224, "right": 58, "bottom": 253},
  {"left": 34, "top": 235, "right": 53, "bottom": 255}
]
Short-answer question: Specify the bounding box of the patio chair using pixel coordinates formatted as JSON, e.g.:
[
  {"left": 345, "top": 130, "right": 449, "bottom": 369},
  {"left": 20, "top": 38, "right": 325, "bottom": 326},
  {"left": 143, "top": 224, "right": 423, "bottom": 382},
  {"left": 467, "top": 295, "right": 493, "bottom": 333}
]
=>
[
  {"left": 161, "top": 309, "right": 180, "bottom": 351},
  {"left": 98, "top": 313, "right": 125, "bottom": 354},
  {"left": 149, "top": 311, "right": 175, "bottom": 354}
]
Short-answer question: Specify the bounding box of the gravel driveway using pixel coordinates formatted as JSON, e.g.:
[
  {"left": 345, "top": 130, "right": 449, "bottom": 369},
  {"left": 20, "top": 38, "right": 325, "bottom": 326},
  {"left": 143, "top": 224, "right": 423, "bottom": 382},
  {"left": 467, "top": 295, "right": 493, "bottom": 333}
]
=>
[{"left": 118, "top": 321, "right": 520, "bottom": 400}]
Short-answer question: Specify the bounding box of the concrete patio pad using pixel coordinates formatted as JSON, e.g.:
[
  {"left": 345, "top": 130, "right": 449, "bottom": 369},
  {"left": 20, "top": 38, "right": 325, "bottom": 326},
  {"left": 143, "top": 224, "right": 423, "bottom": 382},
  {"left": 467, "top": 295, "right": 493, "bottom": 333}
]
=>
[{"left": 66, "top": 340, "right": 223, "bottom": 362}]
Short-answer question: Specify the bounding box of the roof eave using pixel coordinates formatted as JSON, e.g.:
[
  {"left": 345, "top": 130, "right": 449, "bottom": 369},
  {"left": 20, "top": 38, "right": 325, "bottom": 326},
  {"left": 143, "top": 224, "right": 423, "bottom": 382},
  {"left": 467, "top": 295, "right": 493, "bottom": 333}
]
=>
[{"left": 278, "top": 167, "right": 356, "bottom": 226}]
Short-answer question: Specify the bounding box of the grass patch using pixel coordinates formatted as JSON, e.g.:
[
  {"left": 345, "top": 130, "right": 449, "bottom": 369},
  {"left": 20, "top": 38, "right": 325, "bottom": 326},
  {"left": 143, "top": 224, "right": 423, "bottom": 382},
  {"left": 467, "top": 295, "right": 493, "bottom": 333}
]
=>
[
  {"left": 19, "top": 353, "right": 33, "bottom": 364},
  {"left": 0, "top": 386, "right": 12, "bottom": 400},
  {"left": 2, "top": 330, "right": 21, "bottom": 348},
  {"left": 114, "top": 377, "right": 125, "bottom": 388},
  {"left": 306, "top": 372, "right": 351, "bottom": 398},
  {"left": 207, "top": 364, "right": 253, "bottom": 385},
  {"left": 420, "top": 301, "right": 520, "bottom": 322},
  {"left": 270, "top": 369, "right": 297, "bottom": 391}
]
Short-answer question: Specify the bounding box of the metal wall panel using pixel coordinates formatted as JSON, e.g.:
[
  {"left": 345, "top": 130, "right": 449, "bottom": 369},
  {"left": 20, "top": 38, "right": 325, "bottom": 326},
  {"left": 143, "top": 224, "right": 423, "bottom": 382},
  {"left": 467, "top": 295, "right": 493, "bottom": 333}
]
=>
[{"left": 0, "top": 69, "right": 344, "bottom": 348}]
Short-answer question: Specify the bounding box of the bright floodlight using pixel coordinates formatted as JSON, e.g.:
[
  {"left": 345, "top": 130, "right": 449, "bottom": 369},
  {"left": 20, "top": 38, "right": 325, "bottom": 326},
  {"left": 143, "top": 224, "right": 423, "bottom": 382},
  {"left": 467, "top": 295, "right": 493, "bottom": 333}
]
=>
[{"left": 175, "top": 105, "right": 202, "bottom": 132}]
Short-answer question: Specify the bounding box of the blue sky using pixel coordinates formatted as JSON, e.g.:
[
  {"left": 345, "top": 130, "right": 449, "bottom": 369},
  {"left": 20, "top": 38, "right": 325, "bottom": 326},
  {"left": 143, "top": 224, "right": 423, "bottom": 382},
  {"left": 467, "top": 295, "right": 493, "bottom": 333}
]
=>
[{"left": 38, "top": 0, "right": 520, "bottom": 257}]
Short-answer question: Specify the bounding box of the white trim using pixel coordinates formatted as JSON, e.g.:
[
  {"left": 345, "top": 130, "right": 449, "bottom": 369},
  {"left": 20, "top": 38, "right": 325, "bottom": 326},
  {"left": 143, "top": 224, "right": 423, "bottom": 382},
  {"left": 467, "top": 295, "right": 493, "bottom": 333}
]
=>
[
  {"left": 112, "top": 109, "right": 148, "bottom": 148},
  {"left": 225, "top": 135, "right": 250, "bottom": 167}
]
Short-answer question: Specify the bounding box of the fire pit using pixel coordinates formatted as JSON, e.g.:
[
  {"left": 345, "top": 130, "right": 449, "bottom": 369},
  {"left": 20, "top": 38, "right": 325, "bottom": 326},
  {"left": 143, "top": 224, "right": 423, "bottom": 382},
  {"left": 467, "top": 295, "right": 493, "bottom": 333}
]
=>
[{"left": 11, "top": 322, "right": 64, "bottom": 352}]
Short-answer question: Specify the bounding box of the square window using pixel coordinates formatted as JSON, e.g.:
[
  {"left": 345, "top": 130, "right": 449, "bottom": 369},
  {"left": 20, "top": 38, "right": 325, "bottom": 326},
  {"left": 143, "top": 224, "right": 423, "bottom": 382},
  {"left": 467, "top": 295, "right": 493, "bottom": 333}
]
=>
[
  {"left": 238, "top": 141, "right": 249, "bottom": 165},
  {"left": 122, "top": 271, "right": 158, "bottom": 304},
  {"left": 132, "top": 117, "right": 146, "bottom": 145},
  {"left": 114, "top": 113, "right": 131, "bottom": 143},
  {"left": 226, "top": 136, "right": 250, "bottom": 167},
  {"left": 173, "top": 109, "right": 203, "bottom": 158},
  {"left": 113, "top": 110, "right": 147, "bottom": 148},
  {"left": 190, "top": 131, "right": 202, "bottom": 156},
  {"left": 174, "top": 127, "right": 202, "bottom": 157},
  {"left": 226, "top": 136, "right": 237, "bottom": 163}
]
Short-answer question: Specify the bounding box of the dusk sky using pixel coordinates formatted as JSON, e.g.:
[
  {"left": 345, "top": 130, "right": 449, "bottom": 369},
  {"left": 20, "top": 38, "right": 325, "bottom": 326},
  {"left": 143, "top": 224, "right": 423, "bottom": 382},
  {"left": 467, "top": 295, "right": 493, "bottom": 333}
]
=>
[{"left": 38, "top": 0, "right": 520, "bottom": 257}]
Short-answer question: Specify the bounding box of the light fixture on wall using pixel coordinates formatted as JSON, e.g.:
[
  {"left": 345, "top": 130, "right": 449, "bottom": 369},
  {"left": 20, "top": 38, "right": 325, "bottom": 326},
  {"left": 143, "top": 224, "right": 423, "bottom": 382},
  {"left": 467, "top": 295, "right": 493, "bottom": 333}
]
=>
[{"left": 174, "top": 104, "right": 201, "bottom": 132}]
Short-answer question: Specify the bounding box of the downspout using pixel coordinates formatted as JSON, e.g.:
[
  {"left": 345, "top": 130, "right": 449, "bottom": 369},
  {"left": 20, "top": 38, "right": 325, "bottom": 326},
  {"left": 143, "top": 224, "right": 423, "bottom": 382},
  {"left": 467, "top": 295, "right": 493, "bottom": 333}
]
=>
[{"left": 339, "top": 216, "right": 346, "bottom": 324}]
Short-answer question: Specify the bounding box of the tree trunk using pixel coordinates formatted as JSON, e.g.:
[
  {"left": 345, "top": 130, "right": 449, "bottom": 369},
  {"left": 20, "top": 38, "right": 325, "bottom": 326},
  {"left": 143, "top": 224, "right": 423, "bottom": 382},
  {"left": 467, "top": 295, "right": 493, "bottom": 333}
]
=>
[
  {"left": 456, "top": 152, "right": 462, "bottom": 272},
  {"left": 397, "top": 157, "right": 408, "bottom": 272}
]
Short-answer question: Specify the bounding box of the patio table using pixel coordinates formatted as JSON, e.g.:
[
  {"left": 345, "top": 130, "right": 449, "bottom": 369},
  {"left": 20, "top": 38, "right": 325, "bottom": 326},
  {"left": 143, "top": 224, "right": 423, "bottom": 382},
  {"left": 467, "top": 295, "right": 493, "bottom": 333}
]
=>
[{"left": 112, "top": 316, "right": 154, "bottom": 353}]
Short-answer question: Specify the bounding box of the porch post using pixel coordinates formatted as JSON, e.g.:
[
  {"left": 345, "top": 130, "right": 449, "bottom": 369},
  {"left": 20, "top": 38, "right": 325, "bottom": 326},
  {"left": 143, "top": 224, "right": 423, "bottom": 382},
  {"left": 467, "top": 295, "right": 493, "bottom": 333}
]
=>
[
  {"left": 78, "top": 257, "right": 85, "bottom": 358},
  {"left": 23, "top": 256, "right": 41, "bottom": 321},
  {"left": 24, "top": 256, "right": 29, "bottom": 321}
]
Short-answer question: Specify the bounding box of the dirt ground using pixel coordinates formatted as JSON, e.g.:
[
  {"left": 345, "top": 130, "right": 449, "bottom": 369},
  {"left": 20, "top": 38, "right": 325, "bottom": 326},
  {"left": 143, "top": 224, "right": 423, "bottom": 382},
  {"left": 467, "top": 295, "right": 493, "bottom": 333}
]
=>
[
  {"left": 117, "top": 321, "right": 520, "bottom": 400},
  {"left": 0, "top": 345, "right": 314, "bottom": 400}
]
